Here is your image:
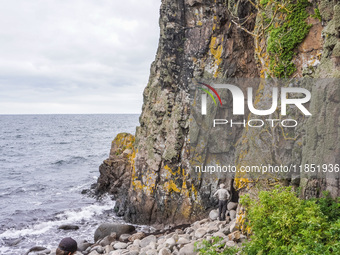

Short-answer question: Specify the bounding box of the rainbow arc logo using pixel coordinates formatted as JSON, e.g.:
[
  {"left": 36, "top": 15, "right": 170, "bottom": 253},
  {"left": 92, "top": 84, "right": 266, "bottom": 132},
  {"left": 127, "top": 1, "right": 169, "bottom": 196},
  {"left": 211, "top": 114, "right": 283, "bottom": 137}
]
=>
[{"left": 198, "top": 82, "right": 222, "bottom": 107}]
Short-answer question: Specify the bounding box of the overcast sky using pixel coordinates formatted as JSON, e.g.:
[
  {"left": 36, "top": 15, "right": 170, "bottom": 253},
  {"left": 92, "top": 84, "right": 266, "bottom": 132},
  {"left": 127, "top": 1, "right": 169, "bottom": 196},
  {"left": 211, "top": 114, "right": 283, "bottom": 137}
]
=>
[{"left": 0, "top": 0, "right": 161, "bottom": 114}]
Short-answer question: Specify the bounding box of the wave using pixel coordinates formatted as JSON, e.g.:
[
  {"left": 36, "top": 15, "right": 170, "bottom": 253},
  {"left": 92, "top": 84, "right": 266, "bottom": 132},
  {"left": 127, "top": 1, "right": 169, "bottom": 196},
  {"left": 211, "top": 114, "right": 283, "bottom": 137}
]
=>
[
  {"left": 10, "top": 184, "right": 48, "bottom": 195},
  {"left": 0, "top": 196, "right": 116, "bottom": 240},
  {"left": 52, "top": 156, "right": 87, "bottom": 166}
]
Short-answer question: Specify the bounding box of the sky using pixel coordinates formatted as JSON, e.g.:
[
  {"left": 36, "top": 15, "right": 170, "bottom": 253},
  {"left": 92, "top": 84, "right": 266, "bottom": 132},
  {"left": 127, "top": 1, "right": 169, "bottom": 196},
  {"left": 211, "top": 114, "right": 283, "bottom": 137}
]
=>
[{"left": 0, "top": 0, "right": 161, "bottom": 114}]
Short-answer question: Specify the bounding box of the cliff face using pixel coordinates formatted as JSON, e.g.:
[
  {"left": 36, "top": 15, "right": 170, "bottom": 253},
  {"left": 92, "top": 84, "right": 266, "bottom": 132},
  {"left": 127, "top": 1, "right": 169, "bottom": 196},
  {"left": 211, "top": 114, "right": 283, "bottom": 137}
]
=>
[
  {"left": 97, "top": 0, "right": 340, "bottom": 225},
  {"left": 124, "top": 0, "right": 257, "bottom": 225}
]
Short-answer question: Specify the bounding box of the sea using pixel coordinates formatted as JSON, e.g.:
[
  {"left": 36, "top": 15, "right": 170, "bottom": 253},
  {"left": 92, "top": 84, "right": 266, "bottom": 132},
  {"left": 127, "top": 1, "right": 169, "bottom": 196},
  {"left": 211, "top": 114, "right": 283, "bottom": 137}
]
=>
[{"left": 0, "top": 114, "right": 147, "bottom": 255}]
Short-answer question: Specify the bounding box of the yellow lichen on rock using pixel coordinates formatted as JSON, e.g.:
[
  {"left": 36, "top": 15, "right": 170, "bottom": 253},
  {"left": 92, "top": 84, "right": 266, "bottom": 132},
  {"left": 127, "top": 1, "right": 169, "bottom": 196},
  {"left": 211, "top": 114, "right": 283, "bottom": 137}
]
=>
[
  {"left": 209, "top": 36, "right": 224, "bottom": 77},
  {"left": 236, "top": 209, "right": 251, "bottom": 235},
  {"left": 164, "top": 179, "right": 181, "bottom": 193}
]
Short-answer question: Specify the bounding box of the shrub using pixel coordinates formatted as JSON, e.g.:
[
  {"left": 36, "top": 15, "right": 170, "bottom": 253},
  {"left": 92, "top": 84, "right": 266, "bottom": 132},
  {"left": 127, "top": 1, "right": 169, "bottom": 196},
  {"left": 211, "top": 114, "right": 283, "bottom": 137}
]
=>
[
  {"left": 194, "top": 236, "right": 239, "bottom": 255},
  {"left": 240, "top": 186, "right": 340, "bottom": 254},
  {"left": 312, "top": 191, "right": 340, "bottom": 222}
]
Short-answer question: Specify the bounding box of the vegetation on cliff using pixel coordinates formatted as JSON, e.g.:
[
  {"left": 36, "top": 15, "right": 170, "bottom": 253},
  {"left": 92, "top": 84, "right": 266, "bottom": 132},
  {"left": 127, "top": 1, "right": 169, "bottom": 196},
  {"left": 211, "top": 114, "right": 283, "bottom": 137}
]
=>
[
  {"left": 240, "top": 186, "right": 340, "bottom": 254},
  {"left": 266, "top": 0, "right": 312, "bottom": 77},
  {"left": 229, "top": 0, "right": 316, "bottom": 77},
  {"left": 194, "top": 186, "right": 340, "bottom": 254}
]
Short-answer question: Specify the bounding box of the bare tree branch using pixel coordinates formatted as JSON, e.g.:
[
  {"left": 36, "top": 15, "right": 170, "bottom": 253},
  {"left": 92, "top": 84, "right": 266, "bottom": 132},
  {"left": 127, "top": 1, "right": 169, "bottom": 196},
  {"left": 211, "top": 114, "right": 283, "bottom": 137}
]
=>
[{"left": 231, "top": 19, "right": 258, "bottom": 37}]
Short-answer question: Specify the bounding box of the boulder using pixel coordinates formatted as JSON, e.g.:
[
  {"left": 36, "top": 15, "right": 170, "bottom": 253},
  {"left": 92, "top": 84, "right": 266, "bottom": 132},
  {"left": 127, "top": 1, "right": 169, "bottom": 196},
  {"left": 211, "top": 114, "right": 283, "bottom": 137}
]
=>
[
  {"left": 133, "top": 239, "right": 141, "bottom": 247},
  {"left": 157, "top": 237, "right": 165, "bottom": 245},
  {"left": 209, "top": 210, "right": 219, "bottom": 220},
  {"left": 178, "top": 243, "right": 196, "bottom": 255},
  {"left": 113, "top": 242, "right": 128, "bottom": 249},
  {"left": 90, "top": 246, "right": 104, "bottom": 254},
  {"left": 212, "top": 231, "right": 227, "bottom": 239},
  {"left": 227, "top": 202, "right": 238, "bottom": 211},
  {"left": 228, "top": 230, "right": 241, "bottom": 242},
  {"left": 119, "top": 233, "right": 131, "bottom": 242},
  {"left": 99, "top": 232, "right": 117, "bottom": 246},
  {"left": 177, "top": 237, "right": 190, "bottom": 245},
  {"left": 159, "top": 248, "right": 172, "bottom": 255},
  {"left": 77, "top": 240, "right": 92, "bottom": 252},
  {"left": 194, "top": 228, "right": 207, "bottom": 238},
  {"left": 140, "top": 235, "right": 157, "bottom": 248},
  {"left": 148, "top": 241, "right": 157, "bottom": 249},
  {"left": 229, "top": 210, "right": 236, "bottom": 220},
  {"left": 104, "top": 244, "right": 113, "bottom": 254},
  {"left": 207, "top": 224, "right": 219, "bottom": 233},
  {"left": 96, "top": 246, "right": 104, "bottom": 253},
  {"left": 94, "top": 223, "right": 135, "bottom": 242},
  {"left": 146, "top": 249, "right": 158, "bottom": 255},
  {"left": 128, "top": 232, "right": 146, "bottom": 242},
  {"left": 164, "top": 237, "right": 176, "bottom": 249},
  {"left": 128, "top": 244, "right": 140, "bottom": 252}
]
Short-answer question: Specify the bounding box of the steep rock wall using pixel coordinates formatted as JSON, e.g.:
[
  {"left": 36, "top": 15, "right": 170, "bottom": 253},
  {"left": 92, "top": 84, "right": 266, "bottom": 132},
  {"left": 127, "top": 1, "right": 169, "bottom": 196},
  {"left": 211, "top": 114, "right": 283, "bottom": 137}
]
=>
[
  {"left": 97, "top": 0, "right": 340, "bottom": 225},
  {"left": 98, "top": 0, "right": 258, "bottom": 225}
]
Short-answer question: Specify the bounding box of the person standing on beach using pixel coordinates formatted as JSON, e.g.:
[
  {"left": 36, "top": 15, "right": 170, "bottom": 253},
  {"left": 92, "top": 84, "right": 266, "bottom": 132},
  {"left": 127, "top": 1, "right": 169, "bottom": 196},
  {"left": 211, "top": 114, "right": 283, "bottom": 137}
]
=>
[
  {"left": 213, "top": 184, "right": 230, "bottom": 221},
  {"left": 56, "top": 237, "right": 78, "bottom": 255}
]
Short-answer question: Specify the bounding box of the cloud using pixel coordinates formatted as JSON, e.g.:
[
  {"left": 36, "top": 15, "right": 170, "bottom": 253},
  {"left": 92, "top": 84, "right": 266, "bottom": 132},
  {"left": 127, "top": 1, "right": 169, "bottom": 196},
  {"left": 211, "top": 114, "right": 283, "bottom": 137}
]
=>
[{"left": 0, "top": 0, "right": 160, "bottom": 114}]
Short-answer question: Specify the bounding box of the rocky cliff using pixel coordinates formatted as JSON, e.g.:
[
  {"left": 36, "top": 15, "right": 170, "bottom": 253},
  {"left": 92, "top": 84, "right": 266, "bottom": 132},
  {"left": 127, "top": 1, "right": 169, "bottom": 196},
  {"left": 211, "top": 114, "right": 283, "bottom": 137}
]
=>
[{"left": 96, "top": 0, "right": 340, "bottom": 226}]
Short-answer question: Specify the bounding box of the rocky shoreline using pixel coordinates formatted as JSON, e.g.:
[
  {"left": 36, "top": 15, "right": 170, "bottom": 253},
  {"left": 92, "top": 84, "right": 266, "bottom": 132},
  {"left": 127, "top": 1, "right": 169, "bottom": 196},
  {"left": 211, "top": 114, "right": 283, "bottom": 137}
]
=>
[
  {"left": 82, "top": 214, "right": 244, "bottom": 255},
  {"left": 26, "top": 203, "right": 244, "bottom": 255}
]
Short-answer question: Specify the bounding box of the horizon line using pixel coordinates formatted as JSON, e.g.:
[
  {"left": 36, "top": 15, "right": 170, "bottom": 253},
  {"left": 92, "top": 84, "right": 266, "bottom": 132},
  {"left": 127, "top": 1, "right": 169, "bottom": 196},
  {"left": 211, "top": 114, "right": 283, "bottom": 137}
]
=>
[{"left": 0, "top": 113, "right": 141, "bottom": 115}]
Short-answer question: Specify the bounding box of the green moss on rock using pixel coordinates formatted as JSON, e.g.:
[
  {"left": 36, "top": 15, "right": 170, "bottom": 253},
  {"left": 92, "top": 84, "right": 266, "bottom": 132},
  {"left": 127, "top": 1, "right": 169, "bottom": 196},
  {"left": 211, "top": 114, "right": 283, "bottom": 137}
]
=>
[{"left": 267, "top": 0, "right": 312, "bottom": 77}]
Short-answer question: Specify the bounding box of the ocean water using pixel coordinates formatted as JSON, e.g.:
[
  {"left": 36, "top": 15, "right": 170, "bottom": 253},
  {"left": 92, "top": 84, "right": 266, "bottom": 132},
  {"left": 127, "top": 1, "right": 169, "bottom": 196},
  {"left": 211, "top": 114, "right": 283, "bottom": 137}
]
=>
[{"left": 0, "top": 114, "right": 140, "bottom": 254}]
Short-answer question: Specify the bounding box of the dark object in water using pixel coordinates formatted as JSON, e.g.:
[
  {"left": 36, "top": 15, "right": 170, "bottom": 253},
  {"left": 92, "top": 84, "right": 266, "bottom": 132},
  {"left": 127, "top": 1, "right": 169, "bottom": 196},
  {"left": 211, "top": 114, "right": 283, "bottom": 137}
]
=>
[
  {"left": 58, "top": 224, "right": 80, "bottom": 230},
  {"left": 24, "top": 246, "right": 48, "bottom": 255}
]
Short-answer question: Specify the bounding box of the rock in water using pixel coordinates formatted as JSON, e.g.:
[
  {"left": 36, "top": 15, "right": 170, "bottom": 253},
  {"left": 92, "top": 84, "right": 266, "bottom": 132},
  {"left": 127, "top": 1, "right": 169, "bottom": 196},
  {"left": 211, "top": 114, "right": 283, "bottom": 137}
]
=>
[
  {"left": 94, "top": 223, "right": 135, "bottom": 242},
  {"left": 58, "top": 224, "right": 79, "bottom": 230}
]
